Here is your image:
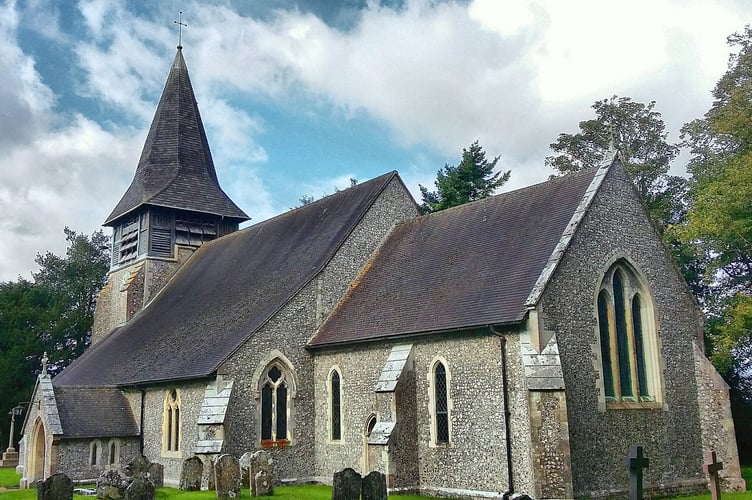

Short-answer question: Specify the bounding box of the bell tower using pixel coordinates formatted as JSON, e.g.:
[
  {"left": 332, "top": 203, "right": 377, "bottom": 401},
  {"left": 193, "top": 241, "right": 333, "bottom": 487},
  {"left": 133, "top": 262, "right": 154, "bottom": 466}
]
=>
[{"left": 92, "top": 47, "right": 249, "bottom": 343}]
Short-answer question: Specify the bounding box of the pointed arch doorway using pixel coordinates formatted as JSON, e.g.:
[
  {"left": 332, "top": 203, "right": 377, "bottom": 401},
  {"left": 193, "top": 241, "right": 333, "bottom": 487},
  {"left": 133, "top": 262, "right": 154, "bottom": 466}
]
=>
[{"left": 29, "top": 418, "right": 46, "bottom": 483}]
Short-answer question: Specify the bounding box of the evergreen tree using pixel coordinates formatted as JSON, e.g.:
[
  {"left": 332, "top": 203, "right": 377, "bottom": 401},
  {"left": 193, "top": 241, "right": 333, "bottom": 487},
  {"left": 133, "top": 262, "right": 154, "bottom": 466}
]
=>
[{"left": 420, "top": 141, "right": 510, "bottom": 213}]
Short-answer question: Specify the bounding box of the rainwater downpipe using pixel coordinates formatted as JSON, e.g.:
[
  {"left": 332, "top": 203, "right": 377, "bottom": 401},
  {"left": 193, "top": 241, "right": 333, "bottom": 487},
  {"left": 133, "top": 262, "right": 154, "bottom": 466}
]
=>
[
  {"left": 491, "top": 326, "right": 514, "bottom": 500},
  {"left": 139, "top": 388, "right": 146, "bottom": 455}
]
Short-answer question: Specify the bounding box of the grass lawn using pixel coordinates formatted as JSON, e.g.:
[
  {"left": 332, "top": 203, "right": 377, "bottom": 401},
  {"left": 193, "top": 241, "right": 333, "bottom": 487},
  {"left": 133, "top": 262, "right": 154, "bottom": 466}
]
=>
[
  {"left": 0, "top": 468, "right": 20, "bottom": 489},
  {"left": 0, "top": 465, "right": 749, "bottom": 499}
]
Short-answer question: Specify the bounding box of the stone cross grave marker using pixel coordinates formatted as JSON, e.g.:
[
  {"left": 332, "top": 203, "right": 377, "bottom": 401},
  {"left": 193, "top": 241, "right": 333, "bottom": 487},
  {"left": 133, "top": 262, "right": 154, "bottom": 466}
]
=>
[
  {"left": 332, "top": 468, "right": 362, "bottom": 500},
  {"left": 362, "top": 470, "right": 387, "bottom": 500},
  {"left": 625, "top": 445, "right": 649, "bottom": 500},
  {"left": 214, "top": 454, "right": 241, "bottom": 500},
  {"left": 37, "top": 473, "right": 73, "bottom": 500},
  {"left": 703, "top": 450, "right": 724, "bottom": 500}
]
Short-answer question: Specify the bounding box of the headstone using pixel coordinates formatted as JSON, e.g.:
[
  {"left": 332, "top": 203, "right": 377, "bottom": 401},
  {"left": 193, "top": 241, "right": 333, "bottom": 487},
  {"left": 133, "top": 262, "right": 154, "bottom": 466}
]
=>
[
  {"left": 361, "top": 471, "right": 387, "bottom": 500},
  {"left": 703, "top": 450, "right": 724, "bottom": 500},
  {"left": 37, "top": 473, "right": 73, "bottom": 500},
  {"left": 249, "top": 450, "right": 273, "bottom": 496},
  {"left": 97, "top": 469, "right": 131, "bottom": 500},
  {"left": 148, "top": 463, "right": 164, "bottom": 488},
  {"left": 125, "top": 456, "right": 152, "bottom": 480},
  {"left": 124, "top": 477, "right": 155, "bottom": 500},
  {"left": 214, "top": 454, "right": 241, "bottom": 500},
  {"left": 625, "top": 445, "right": 649, "bottom": 500},
  {"left": 204, "top": 457, "right": 216, "bottom": 491},
  {"left": 254, "top": 470, "right": 273, "bottom": 496},
  {"left": 332, "top": 468, "right": 362, "bottom": 500},
  {"left": 239, "top": 452, "right": 253, "bottom": 487},
  {"left": 179, "top": 456, "right": 204, "bottom": 491}
]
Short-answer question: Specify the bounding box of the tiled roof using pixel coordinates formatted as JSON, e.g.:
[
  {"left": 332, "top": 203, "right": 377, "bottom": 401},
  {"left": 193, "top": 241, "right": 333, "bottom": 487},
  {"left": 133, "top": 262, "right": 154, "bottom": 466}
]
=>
[
  {"left": 54, "top": 172, "right": 400, "bottom": 387},
  {"left": 309, "top": 167, "right": 599, "bottom": 347},
  {"left": 54, "top": 387, "right": 139, "bottom": 438},
  {"left": 104, "top": 48, "right": 248, "bottom": 225}
]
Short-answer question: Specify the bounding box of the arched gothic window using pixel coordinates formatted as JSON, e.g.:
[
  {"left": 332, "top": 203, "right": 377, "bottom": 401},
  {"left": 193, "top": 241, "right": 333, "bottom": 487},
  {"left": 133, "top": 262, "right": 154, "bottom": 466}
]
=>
[
  {"left": 429, "top": 358, "right": 451, "bottom": 445},
  {"left": 261, "top": 364, "right": 290, "bottom": 444},
  {"left": 108, "top": 439, "right": 120, "bottom": 466},
  {"left": 330, "top": 369, "right": 342, "bottom": 441},
  {"left": 597, "top": 260, "right": 661, "bottom": 405},
  {"left": 163, "top": 389, "right": 181, "bottom": 454},
  {"left": 90, "top": 440, "right": 101, "bottom": 466}
]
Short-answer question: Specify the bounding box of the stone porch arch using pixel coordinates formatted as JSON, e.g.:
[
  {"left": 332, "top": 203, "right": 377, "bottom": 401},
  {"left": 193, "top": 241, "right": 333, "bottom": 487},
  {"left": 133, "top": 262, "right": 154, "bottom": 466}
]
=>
[{"left": 28, "top": 418, "right": 46, "bottom": 483}]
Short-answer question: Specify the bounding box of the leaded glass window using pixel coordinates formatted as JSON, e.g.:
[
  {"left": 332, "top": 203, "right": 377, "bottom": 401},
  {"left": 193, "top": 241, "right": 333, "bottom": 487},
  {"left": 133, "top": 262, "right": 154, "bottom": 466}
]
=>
[
  {"left": 331, "top": 370, "right": 342, "bottom": 441},
  {"left": 260, "top": 363, "right": 290, "bottom": 443},
  {"left": 596, "top": 261, "right": 659, "bottom": 405},
  {"left": 434, "top": 362, "right": 449, "bottom": 443},
  {"left": 163, "top": 389, "right": 181, "bottom": 454}
]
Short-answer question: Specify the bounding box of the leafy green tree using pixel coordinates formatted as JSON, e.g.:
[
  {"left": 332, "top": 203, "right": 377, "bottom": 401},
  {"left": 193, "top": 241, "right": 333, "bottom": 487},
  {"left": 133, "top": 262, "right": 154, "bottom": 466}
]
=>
[
  {"left": 420, "top": 141, "right": 510, "bottom": 213},
  {"left": 32, "top": 228, "right": 110, "bottom": 368},
  {"left": 546, "top": 96, "right": 680, "bottom": 224},
  {"left": 0, "top": 280, "right": 58, "bottom": 450},
  {"left": 0, "top": 228, "right": 109, "bottom": 450},
  {"left": 679, "top": 27, "right": 752, "bottom": 422}
]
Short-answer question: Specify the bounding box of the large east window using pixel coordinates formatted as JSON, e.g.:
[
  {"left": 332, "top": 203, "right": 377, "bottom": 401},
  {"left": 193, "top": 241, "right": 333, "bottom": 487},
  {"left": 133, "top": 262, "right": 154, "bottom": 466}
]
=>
[{"left": 597, "top": 260, "right": 661, "bottom": 406}]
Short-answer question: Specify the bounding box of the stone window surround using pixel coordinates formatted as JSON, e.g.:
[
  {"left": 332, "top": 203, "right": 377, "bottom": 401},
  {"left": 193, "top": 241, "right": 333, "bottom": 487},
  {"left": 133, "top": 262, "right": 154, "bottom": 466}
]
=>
[
  {"left": 252, "top": 350, "right": 298, "bottom": 448},
  {"left": 89, "top": 439, "right": 102, "bottom": 466},
  {"left": 161, "top": 389, "right": 182, "bottom": 457},
  {"left": 594, "top": 257, "right": 665, "bottom": 410},
  {"left": 427, "top": 355, "right": 453, "bottom": 447},
  {"left": 107, "top": 438, "right": 120, "bottom": 466},
  {"left": 327, "top": 365, "right": 344, "bottom": 444}
]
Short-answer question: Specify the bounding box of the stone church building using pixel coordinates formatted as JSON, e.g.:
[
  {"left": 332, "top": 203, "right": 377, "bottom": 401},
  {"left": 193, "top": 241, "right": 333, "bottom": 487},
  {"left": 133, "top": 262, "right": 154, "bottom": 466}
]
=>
[{"left": 17, "top": 47, "right": 745, "bottom": 498}]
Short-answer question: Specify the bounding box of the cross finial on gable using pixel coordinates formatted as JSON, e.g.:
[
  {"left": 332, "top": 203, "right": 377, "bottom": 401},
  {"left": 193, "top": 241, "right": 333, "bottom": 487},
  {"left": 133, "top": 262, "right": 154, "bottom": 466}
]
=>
[
  {"left": 174, "top": 11, "right": 187, "bottom": 49},
  {"left": 41, "top": 352, "right": 49, "bottom": 376},
  {"left": 607, "top": 123, "right": 616, "bottom": 154}
]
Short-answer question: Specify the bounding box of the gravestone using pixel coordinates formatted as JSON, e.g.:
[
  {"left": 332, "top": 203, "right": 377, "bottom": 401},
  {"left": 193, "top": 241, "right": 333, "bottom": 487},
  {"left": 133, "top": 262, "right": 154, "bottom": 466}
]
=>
[
  {"left": 254, "top": 470, "right": 273, "bottom": 496},
  {"left": 332, "top": 468, "right": 362, "bottom": 500},
  {"left": 97, "top": 469, "right": 131, "bottom": 500},
  {"left": 124, "top": 477, "right": 154, "bottom": 500},
  {"left": 703, "top": 450, "right": 724, "bottom": 500},
  {"left": 125, "top": 456, "right": 152, "bottom": 479},
  {"left": 239, "top": 452, "right": 253, "bottom": 487},
  {"left": 204, "top": 457, "right": 215, "bottom": 491},
  {"left": 625, "top": 445, "right": 649, "bottom": 500},
  {"left": 179, "top": 456, "right": 204, "bottom": 491},
  {"left": 148, "top": 463, "right": 164, "bottom": 488},
  {"left": 214, "top": 454, "right": 241, "bottom": 500},
  {"left": 249, "top": 450, "right": 273, "bottom": 496},
  {"left": 37, "top": 473, "right": 73, "bottom": 500},
  {"left": 361, "top": 471, "right": 387, "bottom": 500}
]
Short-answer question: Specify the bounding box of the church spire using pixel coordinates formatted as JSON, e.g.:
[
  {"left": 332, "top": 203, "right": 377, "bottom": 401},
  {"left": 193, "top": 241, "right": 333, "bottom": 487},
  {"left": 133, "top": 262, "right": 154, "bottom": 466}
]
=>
[
  {"left": 105, "top": 48, "right": 248, "bottom": 226},
  {"left": 104, "top": 48, "right": 248, "bottom": 268}
]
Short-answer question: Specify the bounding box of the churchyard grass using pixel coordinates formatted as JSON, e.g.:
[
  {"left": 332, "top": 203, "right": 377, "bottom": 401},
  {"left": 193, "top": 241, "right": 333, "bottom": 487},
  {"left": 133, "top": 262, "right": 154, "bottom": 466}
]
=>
[
  {"left": 0, "top": 482, "right": 451, "bottom": 499},
  {"left": 0, "top": 468, "right": 21, "bottom": 488}
]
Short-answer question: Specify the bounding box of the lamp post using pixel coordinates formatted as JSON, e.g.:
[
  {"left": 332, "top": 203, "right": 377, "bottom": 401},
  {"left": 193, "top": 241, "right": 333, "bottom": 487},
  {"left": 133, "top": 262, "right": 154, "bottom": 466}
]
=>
[{"left": 6, "top": 405, "right": 23, "bottom": 453}]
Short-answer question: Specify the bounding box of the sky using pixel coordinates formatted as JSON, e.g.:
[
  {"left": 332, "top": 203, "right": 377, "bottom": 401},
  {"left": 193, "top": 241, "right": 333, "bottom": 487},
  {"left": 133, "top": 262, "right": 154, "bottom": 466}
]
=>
[{"left": 0, "top": 0, "right": 749, "bottom": 282}]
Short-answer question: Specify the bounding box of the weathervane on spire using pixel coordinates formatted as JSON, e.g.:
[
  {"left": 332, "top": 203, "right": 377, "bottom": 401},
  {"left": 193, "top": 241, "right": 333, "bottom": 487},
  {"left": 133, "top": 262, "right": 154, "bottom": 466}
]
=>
[{"left": 174, "top": 11, "right": 187, "bottom": 49}]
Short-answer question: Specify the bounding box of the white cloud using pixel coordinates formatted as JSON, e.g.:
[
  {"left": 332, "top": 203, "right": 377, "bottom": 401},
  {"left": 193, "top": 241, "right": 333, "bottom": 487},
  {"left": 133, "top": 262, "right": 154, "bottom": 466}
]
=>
[{"left": 3, "top": 0, "right": 751, "bottom": 281}]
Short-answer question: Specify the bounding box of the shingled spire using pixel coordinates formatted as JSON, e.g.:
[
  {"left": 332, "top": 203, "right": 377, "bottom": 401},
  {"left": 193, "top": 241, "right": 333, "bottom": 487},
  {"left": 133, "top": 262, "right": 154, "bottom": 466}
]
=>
[{"left": 104, "top": 47, "right": 249, "bottom": 268}]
